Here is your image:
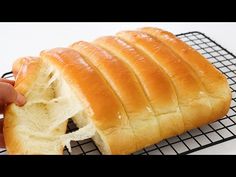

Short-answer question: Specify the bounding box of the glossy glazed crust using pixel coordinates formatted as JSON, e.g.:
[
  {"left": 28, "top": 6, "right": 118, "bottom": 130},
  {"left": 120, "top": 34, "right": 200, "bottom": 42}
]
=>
[
  {"left": 13, "top": 57, "right": 40, "bottom": 94},
  {"left": 94, "top": 36, "right": 185, "bottom": 139},
  {"left": 40, "top": 48, "right": 136, "bottom": 154},
  {"left": 12, "top": 57, "right": 38, "bottom": 78},
  {"left": 116, "top": 31, "right": 221, "bottom": 130},
  {"left": 70, "top": 41, "right": 161, "bottom": 150},
  {"left": 139, "top": 27, "right": 231, "bottom": 122}
]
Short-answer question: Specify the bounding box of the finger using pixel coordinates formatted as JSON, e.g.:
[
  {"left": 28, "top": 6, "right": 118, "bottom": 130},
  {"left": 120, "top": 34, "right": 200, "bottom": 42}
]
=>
[
  {"left": 0, "top": 78, "right": 15, "bottom": 86},
  {"left": 0, "top": 134, "right": 5, "bottom": 148},
  {"left": 0, "top": 82, "right": 17, "bottom": 104},
  {"left": 0, "top": 82, "right": 26, "bottom": 106}
]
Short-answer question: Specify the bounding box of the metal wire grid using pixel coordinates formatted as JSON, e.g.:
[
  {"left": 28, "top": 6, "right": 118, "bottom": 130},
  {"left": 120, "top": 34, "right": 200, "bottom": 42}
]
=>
[{"left": 0, "top": 31, "right": 235, "bottom": 155}]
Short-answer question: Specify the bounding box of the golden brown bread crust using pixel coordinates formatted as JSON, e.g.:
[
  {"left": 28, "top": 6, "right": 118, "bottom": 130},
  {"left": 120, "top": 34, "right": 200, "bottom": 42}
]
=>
[
  {"left": 41, "top": 48, "right": 125, "bottom": 130},
  {"left": 117, "top": 31, "right": 213, "bottom": 130},
  {"left": 94, "top": 36, "right": 185, "bottom": 139},
  {"left": 139, "top": 27, "right": 232, "bottom": 122},
  {"left": 12, "top": 57, "right": 27, "bottom": 77},
  {"left": 70, "top": 41, "right": 161, "bottom": 150},
  {"left": 40, "top": 48, "right": 136, "bottom": 154},
  {"left": 13, "top": 57, "right": 40, "bottom": 93},
  {"left": 12, "top": 57, "right": 38, "bottom": 78}
]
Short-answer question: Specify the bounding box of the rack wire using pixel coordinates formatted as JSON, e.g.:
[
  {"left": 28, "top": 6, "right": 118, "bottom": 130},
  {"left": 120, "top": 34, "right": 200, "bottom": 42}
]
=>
[{"left": 0, "top": 31, "right": 235, "bottom": 155}]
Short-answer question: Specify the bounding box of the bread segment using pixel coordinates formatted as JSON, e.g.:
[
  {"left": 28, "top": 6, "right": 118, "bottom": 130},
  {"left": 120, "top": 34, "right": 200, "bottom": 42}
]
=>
[
  {"left": 41, "top": 48, "right": 137, "bottom": 154},
  {"left": 70, "top": 41, "right": 161, "bottom": 150},
  {"left": 117, "top": 31, "right": 212, "bottom": 130},
  {"left": 140, "top": 27, "right": 232, "bottom": 121},
  {"left": 94, "top": 36, "right": 185, "bottom": 138}
]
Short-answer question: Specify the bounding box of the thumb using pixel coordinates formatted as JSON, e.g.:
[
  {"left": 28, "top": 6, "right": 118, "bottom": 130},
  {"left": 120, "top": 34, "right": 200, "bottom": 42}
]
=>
[{"left": 15, "top": 93, "right": 26, "bottom": 106}]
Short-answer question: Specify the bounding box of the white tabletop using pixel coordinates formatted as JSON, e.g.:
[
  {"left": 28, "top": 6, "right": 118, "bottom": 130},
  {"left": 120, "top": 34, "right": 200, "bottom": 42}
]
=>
[{"left": 0, "top": 22, "right": 235, "bottom": 154}]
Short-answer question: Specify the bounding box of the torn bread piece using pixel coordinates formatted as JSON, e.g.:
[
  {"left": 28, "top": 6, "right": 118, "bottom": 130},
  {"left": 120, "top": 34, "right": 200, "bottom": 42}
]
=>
[{"left": 4, "top": 56, "right": 96, "bottom": 154}]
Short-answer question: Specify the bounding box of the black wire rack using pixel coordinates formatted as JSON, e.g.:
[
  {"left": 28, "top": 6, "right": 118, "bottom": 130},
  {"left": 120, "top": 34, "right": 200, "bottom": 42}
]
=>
[{"left": 0, "top": 31, "right": 235, "bottom": 155}]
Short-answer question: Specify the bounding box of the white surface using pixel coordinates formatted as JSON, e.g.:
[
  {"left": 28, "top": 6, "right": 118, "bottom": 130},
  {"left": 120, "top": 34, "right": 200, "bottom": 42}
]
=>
[
  {"left": 0, "top": 22, "right": 235, "bottom": 154},
  {"left": 0, "top": 22, "right": 236, "bottom": 74}
]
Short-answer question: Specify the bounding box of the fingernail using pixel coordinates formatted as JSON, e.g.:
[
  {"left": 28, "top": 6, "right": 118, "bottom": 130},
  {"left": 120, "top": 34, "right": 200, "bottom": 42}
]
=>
[{"left": 16, "top": 93, "right": 26, "bottom": 106}]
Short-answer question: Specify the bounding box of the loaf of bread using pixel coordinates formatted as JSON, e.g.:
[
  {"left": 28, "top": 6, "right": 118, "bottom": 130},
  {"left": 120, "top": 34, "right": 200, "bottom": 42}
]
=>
[{"left": 3, "top": 27, "right": 231, "bottom": 154}]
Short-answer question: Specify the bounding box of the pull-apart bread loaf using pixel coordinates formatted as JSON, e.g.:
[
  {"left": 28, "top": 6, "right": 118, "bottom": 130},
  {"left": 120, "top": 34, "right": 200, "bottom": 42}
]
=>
[{"left": 4, "top": 27, "right": 231, "bottom": 154}]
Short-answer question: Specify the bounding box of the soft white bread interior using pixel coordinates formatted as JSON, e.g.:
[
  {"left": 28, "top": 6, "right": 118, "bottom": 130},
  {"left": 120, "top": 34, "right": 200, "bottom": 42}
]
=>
[
  {"left": 4, "top": 56, "right": 96, "bottom": 154},
  {"left": 3, "top": 27, "right": 231, "bottom": 155}
]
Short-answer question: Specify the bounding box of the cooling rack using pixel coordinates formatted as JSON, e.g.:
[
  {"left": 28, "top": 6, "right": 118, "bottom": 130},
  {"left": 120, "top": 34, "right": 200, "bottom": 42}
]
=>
[{"left": 0, "top": 31, "right": 235, "bottom": 155}]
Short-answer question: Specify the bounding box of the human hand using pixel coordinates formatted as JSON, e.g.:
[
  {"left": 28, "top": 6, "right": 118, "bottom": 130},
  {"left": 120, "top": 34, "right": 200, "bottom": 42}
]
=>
[{"left": 0, "top": 78, "right": 26, "bottom": 148}]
